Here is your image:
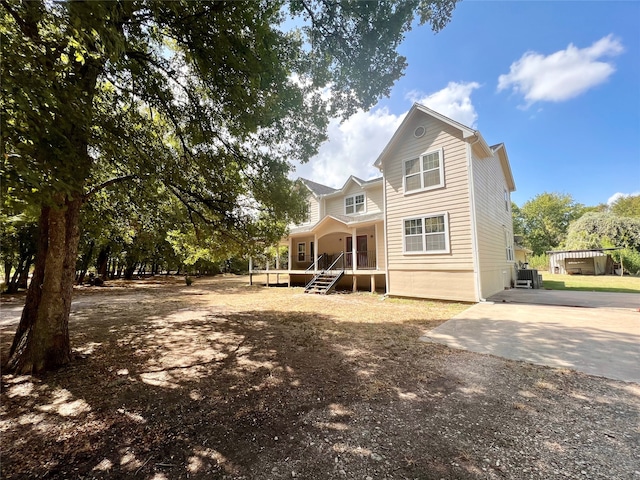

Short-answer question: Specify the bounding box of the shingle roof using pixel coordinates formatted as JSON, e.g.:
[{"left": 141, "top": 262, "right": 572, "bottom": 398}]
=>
[{"left": 300, "top": 178, "right": 337, "bottom": 196}]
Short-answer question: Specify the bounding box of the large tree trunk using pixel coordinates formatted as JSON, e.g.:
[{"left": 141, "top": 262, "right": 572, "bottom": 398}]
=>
[
  {"left": 5, "top": 194, "right": 83, "bottom": 374},
  {"left": 96, "top": 246, "right": 110, "bottom": 279},
  {"left": 16, "top": 253, "right": 34, "bottom": 290},
  {"left": 4, "top": 260, "right": 12, "bottom": 288},
  {"left": 76, "top": 240, "right": 95, "bottom": 285}
]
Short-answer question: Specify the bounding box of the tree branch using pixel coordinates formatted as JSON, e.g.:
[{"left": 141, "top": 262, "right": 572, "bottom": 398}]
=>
[
  {"left": 0, "top": 0, "right": 39, "bottom": 40},
  {"left": 83, "top": 174, "right": 137, "bottom": 201}
]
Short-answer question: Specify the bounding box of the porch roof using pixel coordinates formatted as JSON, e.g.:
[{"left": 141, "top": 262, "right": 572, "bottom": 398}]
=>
[{"left": 288, "top": 212, "right": 384, "bottom": 235}]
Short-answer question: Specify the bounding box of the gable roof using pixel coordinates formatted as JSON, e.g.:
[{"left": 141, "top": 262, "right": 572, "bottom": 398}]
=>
[
  {"left": 299, "top": 178, "right": 338, "bottom": 197},
  {"left": 289, "top": 212, "right": 385, "bottom": 235},
  {"left": 322, "top": 175, "right": 383, "bottom": 197},
  {"left": 374, "top": 103, "right": 493, "bottom": 169},
  {"left": 373, "top": 103, "right": 515, "bottom": 191},
  {"left": 300, "top": 175, "right": 382, "bottom": 199},
  {"left": 489, "top": 143, "right": 516, "bottom": 192}
]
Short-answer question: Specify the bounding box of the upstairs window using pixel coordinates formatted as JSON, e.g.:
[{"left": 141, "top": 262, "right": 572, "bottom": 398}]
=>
[
  {"left": 403, "top": 213, "right": 450, "bottom": 254},
  {"left": 345, "top": 194, "right": 365, "bottom": 215},
  {"left": 404, "top": 148, "right": 444, "bottom": 194}
]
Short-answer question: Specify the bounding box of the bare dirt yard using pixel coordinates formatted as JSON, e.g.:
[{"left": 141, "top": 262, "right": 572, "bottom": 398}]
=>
[{"left": 1, "top": 275, "right": 639, "bottom": 480}]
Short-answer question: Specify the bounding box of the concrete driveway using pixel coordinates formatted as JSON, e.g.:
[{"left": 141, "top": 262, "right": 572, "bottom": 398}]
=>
[{"left": 421, "top": 289, "right": 640, "bottom": 383}]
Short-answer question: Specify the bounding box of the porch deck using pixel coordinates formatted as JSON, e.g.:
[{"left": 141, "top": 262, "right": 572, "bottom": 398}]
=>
[{"left": 250, "top": 269, "right": 385, "bottom": 293}]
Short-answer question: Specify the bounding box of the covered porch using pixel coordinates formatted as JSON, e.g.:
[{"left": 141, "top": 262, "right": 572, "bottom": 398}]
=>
[{"left": 250, "top": 214, "right": 386, "bottom": 293}]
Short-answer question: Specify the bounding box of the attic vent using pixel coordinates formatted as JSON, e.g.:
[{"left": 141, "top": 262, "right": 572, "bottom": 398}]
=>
[{"left": 414, "top": 126, "right": 426, "bottom": 138}]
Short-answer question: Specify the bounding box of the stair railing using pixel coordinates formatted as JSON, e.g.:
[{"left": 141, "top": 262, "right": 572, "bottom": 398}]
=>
[
  {"left": 304, "top": 254, "right": 325, "bottom": 289},
  {"left": 304, "top": 252, "right": 344, "bottom": 290},
  {"left": 326, "top": 251, "right": 345, "bottom": 272}
]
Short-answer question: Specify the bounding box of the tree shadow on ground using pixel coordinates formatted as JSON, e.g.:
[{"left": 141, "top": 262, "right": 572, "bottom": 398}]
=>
[{"left": 1, "top": 284, "right": 639, "bottom": 480}]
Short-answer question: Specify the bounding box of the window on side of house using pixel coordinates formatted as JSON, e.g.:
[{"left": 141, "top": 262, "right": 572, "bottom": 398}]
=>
[
  {"left": 404, "top": 148, "right": 444, "bottom": 194},
  {"left": 297, "top": 243, "right": 305, "bottom": 262},
  {"left": 504, "top": 227, "right": 514, "bottom": 262},
  {"left": 504, "top": 189, "right": 509, "bottom": 212},
  {"left": 345, "top": 193, "right": 365, "bottom": 215},
  {"left": 403, "top": 213, "right": 450, "bottom": 254}
]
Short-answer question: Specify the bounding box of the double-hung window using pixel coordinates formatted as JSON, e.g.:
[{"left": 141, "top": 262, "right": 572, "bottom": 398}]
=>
[
  {"left": 404, "top": 148, "right": 444, "bottom": 194},
  {"left": 403, "top": 213, "right": 450, "bottom": 254},
  {"left": 504, "top": 227, "right": 514, "bottom": 262},
  {"left": 345, "top": 194, "right": 365, "bottom": 215},
  {"left": 297, "top": 243, "right": 306, "bottom": 262}
]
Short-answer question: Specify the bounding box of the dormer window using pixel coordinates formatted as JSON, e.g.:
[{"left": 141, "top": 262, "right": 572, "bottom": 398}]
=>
[
  {"left": 345, "top": 194, "right": 365, "bottom": 215},
  {"left": 404, "top": 148, "right": 444, "bottom": 194}
]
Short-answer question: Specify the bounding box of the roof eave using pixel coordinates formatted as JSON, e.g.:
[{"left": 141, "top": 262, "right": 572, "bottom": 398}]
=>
[
  {"left": 374, "top": 103, "right": 478, "bottom": 169},
  {"left": 493, "top": 143, "right": 516, "bottom": 192}
]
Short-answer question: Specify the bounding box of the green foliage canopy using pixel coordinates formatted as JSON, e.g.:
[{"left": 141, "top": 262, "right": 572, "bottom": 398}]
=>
[
  {"left": 609, "top": 194, "right": 640, "bottom": 218},
  {"left": 513, "top": 192, "right": 585, "bottom": 255},
  {"left": 1, "top": 0, "right": 458, "bottom": 255},
  {"left": 564, "top": 212, "right": 640, "bottom": 252}
]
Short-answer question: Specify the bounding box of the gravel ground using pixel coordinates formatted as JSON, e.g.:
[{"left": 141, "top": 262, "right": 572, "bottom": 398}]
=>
[{"left": 1, "top": 275, "right": 639, "bottom": 479}]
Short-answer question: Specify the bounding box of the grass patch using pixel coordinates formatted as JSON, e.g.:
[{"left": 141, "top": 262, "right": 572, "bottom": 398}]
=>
[{"left": 542, "top": 273, "right": 640, "bottom": 293}]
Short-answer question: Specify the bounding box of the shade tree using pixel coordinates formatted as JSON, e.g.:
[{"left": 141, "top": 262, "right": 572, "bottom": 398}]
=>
[{"left": 1, "top": 0, "right": 459, "bottom": 373}]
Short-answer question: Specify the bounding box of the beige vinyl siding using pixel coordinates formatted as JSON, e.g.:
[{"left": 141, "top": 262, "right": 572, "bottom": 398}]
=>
[
  {"left": 290, "top": 235, "right": 314, "bottom": 270},
  {"left": 471, "top": 152, "right": 515, "bottom": 298},
  {"left": 383, "top": 116, "right": 475, "bottom": 292},
  {"left": 388, "top": 270, "right": 476, "bottom": 302},
  {"left": 308, "top": 196, "right": 320, "bottom": 224},
  {"left": 325, "top": 194, "right": 346, "bottom": 217},
  {"left": 324, "top": 182, "right": 383, "bottom": 218},
  {"left": 366, "top": 185, "right": 383, "bottom": 214}
]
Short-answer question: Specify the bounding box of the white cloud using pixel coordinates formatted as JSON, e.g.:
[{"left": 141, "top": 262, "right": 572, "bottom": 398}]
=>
[
  {"left": 607, "top": 192, "right": 640, "bottom": 205},
  {"left": 293, "top": 107, "right": 404, "bottom": 188},
  {"left": 498, "top": 35, "right": 624, "bottom": 107},
  {"left": 293, "top": 81, "right": 480, "bottom": 188},
  {"left": 407, "top": 81, "right": 481, "bottom": 128}
]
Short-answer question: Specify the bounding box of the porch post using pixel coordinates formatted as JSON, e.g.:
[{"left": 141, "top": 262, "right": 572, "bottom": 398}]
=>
[
  {"left": 288, "top": 237, "right": 292, "bottom": 272},
  {"left": 314, "top": 234, "right": 318, "bottom": 272},
  {"left": 249, "top": 257, "right": 253, "bottom": 286},
  {"left": 275, "top": 248, "right": 280, "bottom": 284},
  {"left": 265, "top": 254, "right": 269, "bottom": 287},
  {"left": 371, "top": 274, "right": 376, "bottom": 293},
  {"left": 351, "top": 229, "right": 357, "bottom": 272}
]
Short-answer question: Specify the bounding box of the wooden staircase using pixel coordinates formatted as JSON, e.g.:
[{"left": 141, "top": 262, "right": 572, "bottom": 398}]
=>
[
  {"left": 304, "top": 270, "right": 344, "bottom": 294},
  {"left": 304, "top": 252, "right": 345, "bottom": 295}
]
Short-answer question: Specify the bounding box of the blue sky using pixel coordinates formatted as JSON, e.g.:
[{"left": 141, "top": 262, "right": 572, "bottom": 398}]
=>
[{"left": 293, "top": 1, "right": 640, "bottom": 208}]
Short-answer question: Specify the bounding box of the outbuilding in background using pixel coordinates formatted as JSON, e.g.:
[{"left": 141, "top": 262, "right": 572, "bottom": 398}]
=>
[
  {"left": 514, "top": 235, "right": 532, "bottom": 266},
  {"left": 547, "top": 248, "right": 621, "bottom": 275}
]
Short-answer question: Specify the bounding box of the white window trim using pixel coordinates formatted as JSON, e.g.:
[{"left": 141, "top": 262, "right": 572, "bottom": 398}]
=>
[
  {"left": 344, "top": 193, "right": 366, "bottom": 215},
  {"left": 297, "top": 242, "right": 306, "bottom": 262},
  {"left": 402, "top": 212, "right": 450, "bottom": 255},
  {"left": 403, "top": 147, "right": 445, "bottom": 195},
  {"left": 504, "top": 227, "right": 514, "bottom": 262}
]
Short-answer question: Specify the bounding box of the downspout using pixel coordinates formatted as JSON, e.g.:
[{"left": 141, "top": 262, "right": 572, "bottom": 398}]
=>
[{"left": 467, "top": 132, "right": 485, "bottom": 302}]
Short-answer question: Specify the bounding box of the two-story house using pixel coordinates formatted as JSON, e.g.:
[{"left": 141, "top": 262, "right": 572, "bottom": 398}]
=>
[{"left": 254, "top": 104, "right": 516, "bottom": 302}]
